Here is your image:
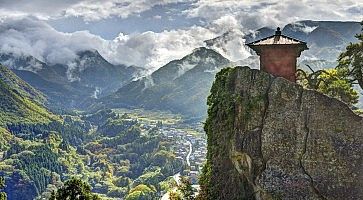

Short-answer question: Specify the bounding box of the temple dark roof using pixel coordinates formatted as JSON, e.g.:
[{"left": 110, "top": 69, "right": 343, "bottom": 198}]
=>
[{"left": 247, "top": 27, "right": 308, "bottom": 50}]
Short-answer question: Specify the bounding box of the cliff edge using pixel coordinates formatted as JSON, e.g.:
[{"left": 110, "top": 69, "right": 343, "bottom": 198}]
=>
[{"left": 200, "top": 66, "right": 362, "bottom": 200}]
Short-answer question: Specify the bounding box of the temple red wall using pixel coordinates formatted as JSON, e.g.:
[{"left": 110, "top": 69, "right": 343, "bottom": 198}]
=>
[{"left": 259, "top": 47, "right": 298, "bottom": 82}]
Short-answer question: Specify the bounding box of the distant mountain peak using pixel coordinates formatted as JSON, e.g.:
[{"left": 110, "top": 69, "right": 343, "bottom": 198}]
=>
[
  {"left": 104, "top": 46, "right": 231, "bottom": 117},
  {"left": 190, "top": 47, "right": 226, "bottom": 59},
  {"left": 204, "top": 29, "right": 244, "bottom": 47},
  {"left": 0, "top": 52, "right": 46, "bottom": 72},
  {"left": 77, "top": 49, "right": 103, "bottom": 59},
  {"left": 203, "top": 29, "right": 251, "bottom": 62}
]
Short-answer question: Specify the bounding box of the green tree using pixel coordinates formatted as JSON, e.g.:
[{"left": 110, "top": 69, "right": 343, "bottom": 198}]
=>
[
  {"left": 178, "top": 176, "right": 194, "bottom": 200},
  {"left": 169, "top": 190, "right": 182, "bottom": 200},
  {"left": 337, "top": 21, "right": 363, "bottom": 89},
  {"left": 49, "top": 177, "right": 100, "bottom": 200},
  {"left": 317, "top": 68, "right": 359, "bottom": 105},
  {"left": 0, "top": 177, "right": 6, "bottom": 200},
  {"left": 297, "top": 67, "right": 359, "bottom": 106},
  {"left": 125, "top": 184, "right": 156, "bottom": 200}
]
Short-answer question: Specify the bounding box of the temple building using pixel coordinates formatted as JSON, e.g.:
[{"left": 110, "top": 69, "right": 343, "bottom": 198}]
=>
[{"left": 247, "top": 27, "right": 308, "bottom": 82}]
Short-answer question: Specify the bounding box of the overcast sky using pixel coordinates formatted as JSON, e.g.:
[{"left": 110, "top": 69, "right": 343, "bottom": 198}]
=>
[{"left": 0, "top": 0, "right": 362, "bottom": 72}]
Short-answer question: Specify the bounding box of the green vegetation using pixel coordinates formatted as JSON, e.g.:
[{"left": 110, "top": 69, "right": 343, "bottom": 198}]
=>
[
  {"left": 0, "top": 65, "right": 46, "bottom": 104},
  {"left": 50, "top": 178, "right": 100, "bottom": 200},
  {"left": 297, "top": 67, "right": 359, "bottom": 106},
  {"left": 0, "top": 67, "right": 185, "bottom": 199},
  {"left": 0, "top": 177, "right": 6, "bottom": 200},
  {"left": 125, "top": 184, "right": 157, "bottom": 200},
  {"left": 199, "top": 67, "right": 237, "bottom": 200},
  {"left": 297, "top": 22, "right": 362, "bottom": 107},
  {"left": 0, "top": 107, "right": 183, "bottom": 199},
  {"left": 178, "top": 176, "right": 195, "bottom": 200},
  {"left": 199, "top": 67, "right": 270, "bottom": 200},
  {"left": 169, "top": 191, "right": 182, "bottom": 200},
  {"left": 0, "top": 72, "right": 59, "bottom": 126},
  {"left": 337, "top": 21, "right": 363, "bottom": 90}
]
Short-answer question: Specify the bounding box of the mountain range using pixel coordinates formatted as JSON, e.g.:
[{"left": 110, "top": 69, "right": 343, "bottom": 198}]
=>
[
  {"left": 0, "top": 50, "right": 138, "bottom": 110},
  {"left": 99, "top": 47, "right": 231, "bottom": 119},
  {"left": 0, "top": 20, "right": 361, "bottom": 118}
]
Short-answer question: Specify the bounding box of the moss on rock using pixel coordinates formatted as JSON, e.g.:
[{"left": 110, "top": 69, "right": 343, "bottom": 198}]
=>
[{"left": 199, "top": 66, "right": 363, "bottom": 200}]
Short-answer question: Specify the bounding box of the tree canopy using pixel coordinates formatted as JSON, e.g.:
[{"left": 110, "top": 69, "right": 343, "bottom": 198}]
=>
[
  {"left": 297, "top": 21, "right": 362, "bottom": 107},
  {"left": 124, "top": 184, "right": 156, "bottom": 200},
  {"left": 49, "top": 178, "right": 100, "bottom": 200},
  {"left": 337, "top": 21, "right": 363, "bottom": 89},
  {"left": 297, "top": 67, "right": 359, "bottom": 106}
]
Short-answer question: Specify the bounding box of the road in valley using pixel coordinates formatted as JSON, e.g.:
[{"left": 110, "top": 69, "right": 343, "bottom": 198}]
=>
[{"left": 161, "top": 140, "right": 192, "bottom": 199}]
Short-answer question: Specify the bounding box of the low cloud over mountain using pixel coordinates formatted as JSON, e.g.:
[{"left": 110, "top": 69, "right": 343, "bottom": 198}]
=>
[
  {"left": 0, "top": 16, "right": 249, "bottom": 75},
  {"left": 0, "top": 17, "right": 106, "bottom": 66}
]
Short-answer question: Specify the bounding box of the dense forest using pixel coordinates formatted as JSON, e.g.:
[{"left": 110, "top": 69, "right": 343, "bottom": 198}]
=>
[{"left": 0, "top": 108, "right": 184, "bottom": 199}]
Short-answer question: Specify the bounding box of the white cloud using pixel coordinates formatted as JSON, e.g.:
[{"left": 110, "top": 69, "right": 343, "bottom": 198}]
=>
[
  {"left": 105, "top": 14, "right": 252, "bottom": 73},
  {"left": 0, "top": 0, "right": 361, "bottom": 28},
  {"left": 290, "top": 22, "right": 318, "bottom": 34},
  {"left": 186, "top": 0, "right": 363, "bottom": 31},
  {"left": 0, "top": 17, "right": 108, "bottom": 65},
  {"left": 65, "top": 0, "right": 193, "bottom": 21},
  {"left": 0, "top": 0, "right": 361, "bottom": 76},
  {"left": 0, "top": 16, "right": 250, "bottom": 76},
  {"left": 0, "top": 0, "right": 83, "bottom": 20},
  {"left": 0, "top": 0, "right": 192, "bottom": 21},
  {"left": 108, "top": 27, "right": 215, "bottom": 73}
]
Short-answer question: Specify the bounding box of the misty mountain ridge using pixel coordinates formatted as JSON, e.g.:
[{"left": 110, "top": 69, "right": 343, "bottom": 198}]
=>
[
  {"left": 0, "top": 49, "right": 139, "bottom": 109},
  {"left": 0, "top": 20, "right": 360, "bottom": 116},
  {"left": 99, "top": 47, "right": 231, "bottom": 119}
]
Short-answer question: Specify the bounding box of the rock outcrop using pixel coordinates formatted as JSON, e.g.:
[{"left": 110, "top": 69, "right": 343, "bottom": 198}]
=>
[{"left": 200, "top": 66, "right": 362, "bottom": 200}]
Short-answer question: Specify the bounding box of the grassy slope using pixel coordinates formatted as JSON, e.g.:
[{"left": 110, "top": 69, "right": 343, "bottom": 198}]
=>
[
  {"left": 0, "top": 65, "right": 59, "bottom": 126},
  {"left": 0, "top": 65, "right": 46, "bottom": 104}
]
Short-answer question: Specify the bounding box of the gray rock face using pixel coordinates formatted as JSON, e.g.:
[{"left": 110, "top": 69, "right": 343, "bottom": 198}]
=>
[{"left": 201, "top": 66, "right": 362, "bottom": 200}]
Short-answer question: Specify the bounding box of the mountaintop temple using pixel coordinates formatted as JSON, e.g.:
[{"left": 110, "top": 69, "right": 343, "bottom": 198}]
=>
[{"left": 247, "top": 27, "right": 308, "bottom": 82}]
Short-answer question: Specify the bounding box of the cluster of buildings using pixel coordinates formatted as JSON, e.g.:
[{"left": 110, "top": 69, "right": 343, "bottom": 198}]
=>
[
  {"left": 161, "top": 126, "right": 207, "bottom": 184},
  {"left": 132, "top": 116, "right": 207, "bottom": 185}
]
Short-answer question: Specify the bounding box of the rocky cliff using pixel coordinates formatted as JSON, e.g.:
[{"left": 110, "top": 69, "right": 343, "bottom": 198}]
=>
[{"left": 200, "top": 66, "right": 362, "bottom": 200}]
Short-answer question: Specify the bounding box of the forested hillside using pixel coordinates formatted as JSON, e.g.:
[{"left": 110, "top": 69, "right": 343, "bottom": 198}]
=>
[
  {"left": 0, "top": 67, "right": 185, "bottom": 199},
  {"left": 0, "top": 65, "right": 58, "bottom": 125}
]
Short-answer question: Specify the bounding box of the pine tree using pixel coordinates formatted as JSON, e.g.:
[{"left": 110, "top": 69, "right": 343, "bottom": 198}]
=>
[{"left": 337, "top": 21, "right": 363, "bottom": 89}]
